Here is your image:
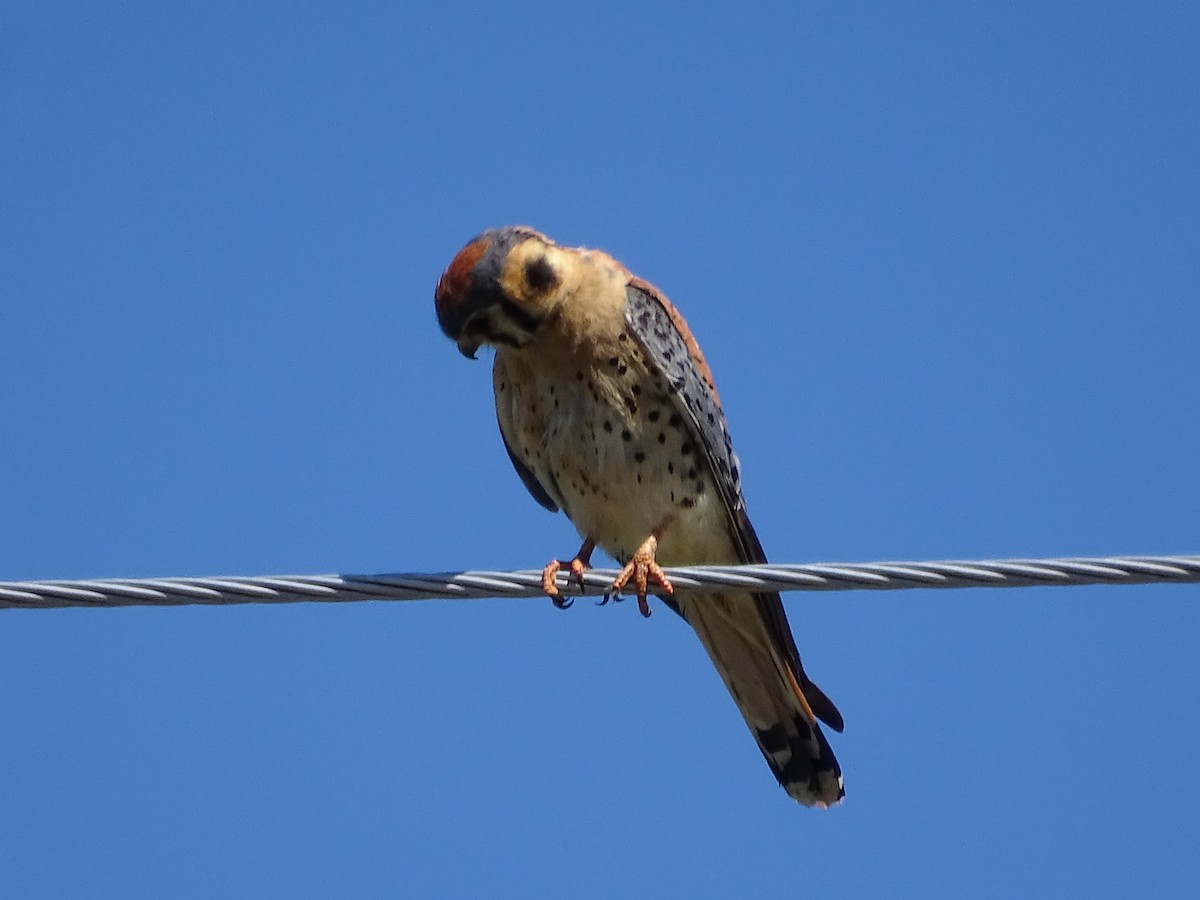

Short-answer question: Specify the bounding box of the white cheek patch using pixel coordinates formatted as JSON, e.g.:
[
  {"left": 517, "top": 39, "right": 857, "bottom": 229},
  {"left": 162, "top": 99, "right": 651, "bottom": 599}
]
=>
[{"left": 482, "top": 307, "right": 535, "bottom": 348}]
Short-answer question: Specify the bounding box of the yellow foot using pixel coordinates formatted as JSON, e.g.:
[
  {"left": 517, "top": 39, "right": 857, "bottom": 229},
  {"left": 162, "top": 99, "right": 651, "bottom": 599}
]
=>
[
  {"left": 541, "top": 538, "right": 596, "bottom": 609},
  {"left": 606, "top": 535, "right": 674, "bottom": 618}
]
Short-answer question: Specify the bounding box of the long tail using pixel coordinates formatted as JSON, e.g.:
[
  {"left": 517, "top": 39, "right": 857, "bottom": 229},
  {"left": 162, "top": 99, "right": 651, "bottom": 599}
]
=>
[{"left": 674, "top": 589, "right": 844, "bottom": 807}]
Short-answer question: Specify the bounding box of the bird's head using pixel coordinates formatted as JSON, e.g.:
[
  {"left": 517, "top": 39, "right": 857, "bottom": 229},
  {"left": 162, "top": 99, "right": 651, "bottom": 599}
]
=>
[{"left": 434, "top": 226, "right": 569, "bottom": 359}]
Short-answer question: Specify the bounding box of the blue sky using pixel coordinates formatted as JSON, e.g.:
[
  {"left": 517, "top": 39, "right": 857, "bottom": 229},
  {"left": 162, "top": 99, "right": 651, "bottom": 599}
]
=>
[{"left": 3, "top": 2, "right": 1199, "bottom": 896}]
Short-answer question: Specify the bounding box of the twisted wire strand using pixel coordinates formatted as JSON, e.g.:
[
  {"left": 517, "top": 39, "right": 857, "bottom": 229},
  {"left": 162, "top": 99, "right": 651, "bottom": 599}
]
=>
[{"left": 1, "top": 554, "right": 1197, "bottom": 610}]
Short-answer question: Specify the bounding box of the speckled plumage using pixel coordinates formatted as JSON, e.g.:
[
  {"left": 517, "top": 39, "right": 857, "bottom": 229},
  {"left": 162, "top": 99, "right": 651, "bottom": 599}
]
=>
[{"left": 435, "top": 227, "right": 844, "bottom": 806}]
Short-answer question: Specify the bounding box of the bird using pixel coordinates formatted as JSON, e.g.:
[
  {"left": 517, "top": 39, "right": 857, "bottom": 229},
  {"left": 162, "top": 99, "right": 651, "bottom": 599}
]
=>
[{"left": 434, "top": 226, "right": 844, "bottom": 806}]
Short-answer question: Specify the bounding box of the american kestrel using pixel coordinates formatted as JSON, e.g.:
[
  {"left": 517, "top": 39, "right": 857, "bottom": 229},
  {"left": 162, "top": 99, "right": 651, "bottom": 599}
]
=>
[{"left": 435, "top": 226, "right": 844, "bottom": 806}]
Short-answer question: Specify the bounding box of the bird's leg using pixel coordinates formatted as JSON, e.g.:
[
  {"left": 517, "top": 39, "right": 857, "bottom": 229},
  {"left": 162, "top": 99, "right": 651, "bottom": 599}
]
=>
[
  {"left": 541, "top": 537, "right": 596, "bottom": 609},
  {"left": 606, "top": 530, "right": 674, "bottom": 618}
]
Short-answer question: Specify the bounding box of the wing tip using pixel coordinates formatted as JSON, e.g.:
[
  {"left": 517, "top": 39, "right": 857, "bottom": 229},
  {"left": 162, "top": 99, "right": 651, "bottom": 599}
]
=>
[{"left": 804, "top": 679, "right": 845, "bottom": 733}]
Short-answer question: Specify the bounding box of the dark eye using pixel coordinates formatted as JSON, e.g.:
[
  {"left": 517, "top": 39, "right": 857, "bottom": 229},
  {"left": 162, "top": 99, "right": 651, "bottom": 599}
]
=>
[{"left": 524, "top": 256, "right": 559, "bottom": 292}]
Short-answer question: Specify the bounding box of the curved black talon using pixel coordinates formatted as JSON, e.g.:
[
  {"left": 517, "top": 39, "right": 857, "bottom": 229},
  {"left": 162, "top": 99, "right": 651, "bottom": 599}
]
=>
[
  {"left": 550, "top": 592, "right": 574, "bottom": 610},
  {"left": 598, "top": 588, "right": 625, "bottom": 607}
]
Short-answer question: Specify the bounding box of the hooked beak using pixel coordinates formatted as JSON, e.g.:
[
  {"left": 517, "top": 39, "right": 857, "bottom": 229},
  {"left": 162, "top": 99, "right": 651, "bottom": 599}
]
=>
[{"left": 456, "top": 337, "right": 480, "bottom": 360}]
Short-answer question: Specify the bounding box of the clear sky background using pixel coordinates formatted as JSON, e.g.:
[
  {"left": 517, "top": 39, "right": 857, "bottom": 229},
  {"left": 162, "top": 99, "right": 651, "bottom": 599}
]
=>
[{"left": 3, "top": 2, "right": 1199, "bottom": 897}]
